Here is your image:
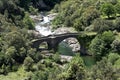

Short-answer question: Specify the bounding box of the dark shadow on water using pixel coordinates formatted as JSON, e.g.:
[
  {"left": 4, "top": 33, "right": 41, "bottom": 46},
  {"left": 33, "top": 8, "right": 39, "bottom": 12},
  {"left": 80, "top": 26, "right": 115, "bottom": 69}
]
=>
[{"left": 58, "top": 42, "right": 74, "bottom": 56}]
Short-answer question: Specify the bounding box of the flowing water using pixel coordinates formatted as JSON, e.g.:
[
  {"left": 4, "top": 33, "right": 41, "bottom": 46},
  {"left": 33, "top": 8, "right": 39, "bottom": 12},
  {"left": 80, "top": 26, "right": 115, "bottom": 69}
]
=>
[{"left": 35, "top": 15, "right": 52, "bottom": 36}]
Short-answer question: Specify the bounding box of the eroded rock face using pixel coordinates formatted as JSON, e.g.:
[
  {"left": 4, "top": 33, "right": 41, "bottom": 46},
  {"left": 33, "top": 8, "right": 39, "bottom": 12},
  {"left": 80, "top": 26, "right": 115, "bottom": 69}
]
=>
[
  {"left": 64, "top": 38, "right": 80, "bottom": 52},
  {"left": 54, "top": 27, "right": 80, "bottom": 52}
]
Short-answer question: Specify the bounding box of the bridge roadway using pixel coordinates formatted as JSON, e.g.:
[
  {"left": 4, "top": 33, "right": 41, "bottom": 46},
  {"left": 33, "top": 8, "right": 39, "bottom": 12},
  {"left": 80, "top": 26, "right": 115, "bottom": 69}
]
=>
[{"left": 32, "top": 32, "right": 81, "bottom": 41}]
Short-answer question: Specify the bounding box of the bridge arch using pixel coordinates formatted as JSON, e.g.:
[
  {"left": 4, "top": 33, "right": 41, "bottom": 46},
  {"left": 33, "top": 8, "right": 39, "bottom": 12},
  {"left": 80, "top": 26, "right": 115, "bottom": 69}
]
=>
[
  {"left": 52, "top": 36, "right": 80, "bottom": 52},
  {"left": 57, "top": 37, "right": 80, "bottom": 55}
]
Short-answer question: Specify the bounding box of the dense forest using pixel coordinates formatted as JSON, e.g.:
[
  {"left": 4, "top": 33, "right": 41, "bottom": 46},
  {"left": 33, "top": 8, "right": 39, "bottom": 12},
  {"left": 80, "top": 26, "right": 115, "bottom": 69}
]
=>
[{"left": 0, "top": 0, "right": 120, "bottom": 80}]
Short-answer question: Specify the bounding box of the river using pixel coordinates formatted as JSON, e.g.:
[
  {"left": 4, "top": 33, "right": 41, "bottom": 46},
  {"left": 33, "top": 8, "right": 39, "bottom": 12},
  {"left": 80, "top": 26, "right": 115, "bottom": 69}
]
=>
[{"left": 32, "top": 13, "right": 95, "bottom": 67}]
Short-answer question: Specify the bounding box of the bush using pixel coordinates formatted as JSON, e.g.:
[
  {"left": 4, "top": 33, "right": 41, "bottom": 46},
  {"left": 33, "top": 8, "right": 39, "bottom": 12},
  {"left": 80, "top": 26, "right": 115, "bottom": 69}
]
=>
[
  {"left": 89, "top": 31, "right": 115, "bottom": 60},
  {"left": 108, "top": 53, "right": 120, "bottom": 64},
  {"left": 91, "top": 18, "right": 114, "bottom": 33},
  {"left": 111, "top": 39, "right": 120, "bottom": 54},
  {"left": 52, "top": 53, "right": 61, "bottom": 63},
  {"left": 23, "top": 56, "right": 34, "bottom": 71},
  {"left": 100, "top": 3, "right": 116, "bottom": 18}
]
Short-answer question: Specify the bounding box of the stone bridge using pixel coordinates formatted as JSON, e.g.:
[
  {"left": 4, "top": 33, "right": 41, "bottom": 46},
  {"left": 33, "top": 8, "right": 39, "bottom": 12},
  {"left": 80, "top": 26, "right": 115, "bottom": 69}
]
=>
[{"left": 31, "top": 32, "right": 96, "bottom": 55}]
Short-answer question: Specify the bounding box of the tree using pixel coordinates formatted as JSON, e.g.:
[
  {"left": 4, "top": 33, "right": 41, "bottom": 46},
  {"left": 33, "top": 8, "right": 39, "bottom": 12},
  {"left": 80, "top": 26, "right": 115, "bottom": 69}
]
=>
[
  {"left": 23, "top": 56, "right": 34, "bottom": 71},
  {"left": 111, "top": 39, "right": 120, "bottom": 54},
  {"left": 109, "top": 0, "right": 118, "bottom": 5},
  {"left": 57, "top": 55, "right": 86, "bottom": 80},
  {"left": 89, "top": 31, "right": 115, "bottom": 60},
  {"left": 1, "top": 31, "right": 31, "bottom": 63},
  {"left": 101, "top": 31, "right": 115, "bottom": 44},
  {"left": 81, "top": 6, "right": 100, "bottom": 27},
  {"left": 89, "top": 36, "right": 105, "bottom": 60},
  {"left": 114, "top": 58, "right": 120, "bottom": 69},
  {"left": 19, "top": 0, "right": 32, "bottom": 10},
  {"left": 108, "top": 53, "right": 120, "bottom": 64},
  {"left": 91, "top": 18, "right": 113, "bottom": 33},
  {"left": 29, "top": 6, "right": 38, "bottom": 15},
  {"left": 100, "top": 3, "right": 116, "bottom": 18},
  {"left": 73, "top": 18, "right": 83, "bottom": 31},
  {"left": 89, "top": 57, "right": 118, "bottom": 80},
  {"left": 115, "top": 18, "right": 120, "bottom": 31},
  {"left": 115, "top": 2, "right": 120, "bottom": 15},
  {"left": 22, "top": 12, "right": 35, "bottom": 29}
]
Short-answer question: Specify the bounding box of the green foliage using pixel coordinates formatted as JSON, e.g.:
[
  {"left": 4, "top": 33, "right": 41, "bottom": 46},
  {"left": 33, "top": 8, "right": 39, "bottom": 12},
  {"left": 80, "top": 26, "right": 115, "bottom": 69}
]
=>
[
  {"left": 89, "top": 57, "right": 118, "bottom": 80},
  {"left": 108, "top": 53, "right": 120, "bottom": 64},
  {"left": 22, "top": 12, "right": 35, "bottom": 29},
  {"left": 31, "top": 71, "right": 48, "bottom": 80},
  {"left": 111, "top": 39, "right": 120, "bottom": 53},
  {"left": 91, "top": 18, "right": 114, "bottom": 33},
  {"left": 73, "top": 18, "right": 83, "bottom": 31},
  {"left": 89, "top": 36, "right": 105, "bottom": 60},
  {"left": 114, "top": 58, "right": 120, "bottom": 69},
  {"left": 115, "top": 2, "right": 120, "bottom": 14},
  {"left": 52, "top": 53, "right": 61, "bottom": 63},
  {"left": 101, "top": 30, "right": 115, "bottom": 44},
  {"left": 81, "top": 6, "right": 100, "bottom": 27},
  {"left": 57, "top": 55, "right": 86, "bottom": 80},
  {"left": 52, "top": 14, "right": 64, "bottom": 28},
  {"left": 89, "top": 31, "right": 115, "bottom": 60},
  {"left": 115, "top": 18, "right": 120, "bottom": 31},
  {"left": 52, "top": 0, "right": 84, "bottom": 28},
  {"left": 5, "top": 46, "right": 16, "bottom": 58},
  {"left": 0, "top": 0, "right": 120, "bottom": 79},
  {"left": 43, "top": 59, "right": 53, "bottom": 68},
  {"left": 100, "top": 3, "right": 116, "bottom": 18},
  {"left": 23, "top": 56, "right": 34, "bottom": 71},
  {"left": 29, "top": 6, "right": 38, "bottom": 15}
]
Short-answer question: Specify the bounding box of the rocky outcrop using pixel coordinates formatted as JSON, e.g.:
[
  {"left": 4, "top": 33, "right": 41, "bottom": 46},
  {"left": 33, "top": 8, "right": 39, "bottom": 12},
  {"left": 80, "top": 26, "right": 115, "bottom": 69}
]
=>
[{"left": 64, "top": 38, "right": 80, "bottom": 52}]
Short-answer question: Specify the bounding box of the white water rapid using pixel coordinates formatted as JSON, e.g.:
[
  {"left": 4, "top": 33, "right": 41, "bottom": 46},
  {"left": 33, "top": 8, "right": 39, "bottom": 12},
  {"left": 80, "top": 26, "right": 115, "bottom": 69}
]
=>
[{"left": 35, "top": 15, "right": 52, "bottom": 36}]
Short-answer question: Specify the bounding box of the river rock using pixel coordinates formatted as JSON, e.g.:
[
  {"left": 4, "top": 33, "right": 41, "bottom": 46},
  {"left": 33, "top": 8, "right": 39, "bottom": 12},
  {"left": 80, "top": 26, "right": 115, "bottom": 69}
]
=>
[
  {"left": 28, "top": 30, "right": 42, "bottom": 38},
  {"left": 47, "top": 13, "right": 58, "bottom": 21},
  {"left": 30, "top": 15, "right": 43, "bottom": 22}
]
